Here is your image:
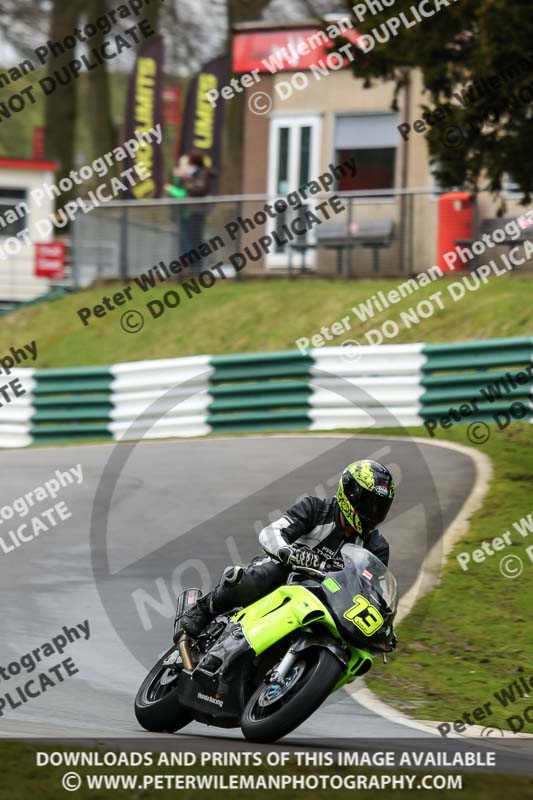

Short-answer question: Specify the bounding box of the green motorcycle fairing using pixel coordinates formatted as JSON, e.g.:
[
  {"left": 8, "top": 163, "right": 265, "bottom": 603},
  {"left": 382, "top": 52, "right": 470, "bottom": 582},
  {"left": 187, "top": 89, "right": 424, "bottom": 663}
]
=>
[{"left": 232, "top": 583, "right": 373, "bottom": 690}]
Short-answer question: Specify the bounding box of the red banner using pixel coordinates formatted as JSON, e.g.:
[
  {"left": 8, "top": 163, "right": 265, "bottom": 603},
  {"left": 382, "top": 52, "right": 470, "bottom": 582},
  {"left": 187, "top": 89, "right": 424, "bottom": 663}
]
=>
[
  {"left": 233, "top": 27, "right": 362, "bottom": 74},
  {"left": 163, "top": 86, "right": 182, "bottom": 127},
  {"left": 35, "top": 242, "right": 65, "bottom": 279}
]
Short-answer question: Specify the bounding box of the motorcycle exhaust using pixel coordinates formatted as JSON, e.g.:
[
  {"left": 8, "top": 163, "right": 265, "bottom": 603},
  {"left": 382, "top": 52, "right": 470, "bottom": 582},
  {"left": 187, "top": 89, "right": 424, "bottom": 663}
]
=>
[
  {"left": 173, "top": 587, "right": 202, "bottom": 642},
  {"left": 173, "top": 588, "right": 202, "bottom": 671},
  {"left": 178, "top": 633, "right": 195, "bottom": 672}
]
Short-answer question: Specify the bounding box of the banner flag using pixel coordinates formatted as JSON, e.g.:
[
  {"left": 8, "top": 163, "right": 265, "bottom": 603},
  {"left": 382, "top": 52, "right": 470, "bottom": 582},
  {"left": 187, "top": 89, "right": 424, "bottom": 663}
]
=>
[
  {"left": 124, "top": 34, "right": 165, "bottom": 198},
  {"left": 179, "top": 55, "right": 230, "bottom": 194}
]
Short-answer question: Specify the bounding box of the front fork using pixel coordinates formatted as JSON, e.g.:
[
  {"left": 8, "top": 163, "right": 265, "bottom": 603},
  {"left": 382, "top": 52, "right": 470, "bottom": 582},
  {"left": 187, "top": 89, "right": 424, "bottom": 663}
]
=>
[
  {"left": 266, "top": 632, "right": 346, "bottom": 685},
  {"left": 269, "top": 632, "right": 373, "bottom": 690},
  {"left": 267, "top": 647, "right": 299, "bottom": 684}
]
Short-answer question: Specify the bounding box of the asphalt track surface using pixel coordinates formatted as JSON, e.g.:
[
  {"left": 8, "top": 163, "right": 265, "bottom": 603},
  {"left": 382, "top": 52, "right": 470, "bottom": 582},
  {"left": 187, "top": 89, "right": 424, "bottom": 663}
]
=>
[{"left": 0, "top": 433, "right": 477, "bottom": 741}]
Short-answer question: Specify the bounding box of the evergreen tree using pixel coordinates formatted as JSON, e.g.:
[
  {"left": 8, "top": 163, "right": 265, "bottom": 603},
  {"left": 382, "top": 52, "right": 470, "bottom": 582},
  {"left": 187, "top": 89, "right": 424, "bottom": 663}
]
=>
[{"left": 337, "top": 0, "right": 533, "bottom": 202}]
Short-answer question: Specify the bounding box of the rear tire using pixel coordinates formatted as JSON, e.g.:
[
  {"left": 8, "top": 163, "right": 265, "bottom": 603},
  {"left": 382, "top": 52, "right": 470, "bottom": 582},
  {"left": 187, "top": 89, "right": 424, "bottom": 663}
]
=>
[
  {"left": 241, "top": 647, "right": 343, "bottom": 743},
  {"left": 135, "top": 647, "right": 193, "bottom": 733}
]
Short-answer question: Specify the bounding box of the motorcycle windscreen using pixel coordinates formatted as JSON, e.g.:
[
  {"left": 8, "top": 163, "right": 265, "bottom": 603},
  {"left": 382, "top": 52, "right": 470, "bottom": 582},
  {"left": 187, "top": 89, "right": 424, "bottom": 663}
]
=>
[
  {"left": 341, "top": 543, "right": 398, "bottom": 613},
  {"left": 322, "top": 543, "right": 398, "bottom": 647}
]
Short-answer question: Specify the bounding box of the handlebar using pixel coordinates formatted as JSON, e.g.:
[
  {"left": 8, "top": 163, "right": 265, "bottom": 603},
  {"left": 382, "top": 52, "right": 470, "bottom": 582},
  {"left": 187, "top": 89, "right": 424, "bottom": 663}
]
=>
[
  {"left": 274, "top": 547, "right": 344, "bottom": 577},
  {"left": 290, "top": 564, "right": 327, "bottom": 579}
]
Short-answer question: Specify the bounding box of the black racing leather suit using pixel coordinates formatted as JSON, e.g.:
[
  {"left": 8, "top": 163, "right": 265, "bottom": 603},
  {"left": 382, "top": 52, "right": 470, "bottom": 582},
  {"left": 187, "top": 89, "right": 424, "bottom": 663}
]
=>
[{"left": 209, "top": 496, "right": 390, "bottom": 615}]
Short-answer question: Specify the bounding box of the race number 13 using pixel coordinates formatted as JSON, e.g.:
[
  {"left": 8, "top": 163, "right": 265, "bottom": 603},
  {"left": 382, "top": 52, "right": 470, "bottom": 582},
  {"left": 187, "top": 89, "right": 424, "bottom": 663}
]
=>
[{"left": 343, "top": 594, "right": 383, "bottom": 636}]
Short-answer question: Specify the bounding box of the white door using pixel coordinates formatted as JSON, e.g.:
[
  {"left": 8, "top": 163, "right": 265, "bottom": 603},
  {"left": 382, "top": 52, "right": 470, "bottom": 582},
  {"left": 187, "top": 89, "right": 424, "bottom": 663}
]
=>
[{"left": 266, "top": 115, "right": 321, "bottom": 268}]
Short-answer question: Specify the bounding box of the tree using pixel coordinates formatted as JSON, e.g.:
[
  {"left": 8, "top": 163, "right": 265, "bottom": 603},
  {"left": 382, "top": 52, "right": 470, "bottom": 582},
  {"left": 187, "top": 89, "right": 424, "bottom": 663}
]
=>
[
  {"left": 143, "top": 0, "right": 162, "bottom": 39},
  {"left": 0, "top": 0, "right": 49, "bottom": 60},
  {"left": 221, "top": 0, "right": 272, "bottom": 194},
  {"left": 44, "top": 0, "right": 83, "bottom": 205},
  {"left": 336, "top": 0, "right": 533, "bottom": 203},
  {"left": 84, "top": 0, "right": 116, "bottom": 174}
]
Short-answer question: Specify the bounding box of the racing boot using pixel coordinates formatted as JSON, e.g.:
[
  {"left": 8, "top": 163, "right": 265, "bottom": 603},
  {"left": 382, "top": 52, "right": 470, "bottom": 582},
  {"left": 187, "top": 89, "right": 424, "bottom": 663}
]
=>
[
  {"left": 177, "top": 593, "right": 214, "bottom": 640},
  {"left": 177, "top": 566, "right": 244, "bottom": 640}
]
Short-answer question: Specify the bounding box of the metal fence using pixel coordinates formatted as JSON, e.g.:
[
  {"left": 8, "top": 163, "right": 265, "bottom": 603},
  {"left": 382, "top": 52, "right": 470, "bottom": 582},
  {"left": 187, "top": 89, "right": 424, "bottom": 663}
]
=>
[{"left": 70, "top": 188, "right": 533, "bottom": 286}]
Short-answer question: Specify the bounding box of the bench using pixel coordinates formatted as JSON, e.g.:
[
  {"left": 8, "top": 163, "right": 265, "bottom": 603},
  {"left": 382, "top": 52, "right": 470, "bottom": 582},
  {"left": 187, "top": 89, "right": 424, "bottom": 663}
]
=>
[
  {"left": 287, "top": 219, "right": 396, "bottom": 277},
  {"left": 455, "top": 215, "right": 533, "bottom": 270}
]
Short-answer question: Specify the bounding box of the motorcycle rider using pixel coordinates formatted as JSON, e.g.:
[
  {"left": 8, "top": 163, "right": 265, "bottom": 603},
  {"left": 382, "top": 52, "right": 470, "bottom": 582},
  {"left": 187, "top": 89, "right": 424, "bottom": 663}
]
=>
[{"left": 179, "top": 460, "right": 397, "bottom": 646}]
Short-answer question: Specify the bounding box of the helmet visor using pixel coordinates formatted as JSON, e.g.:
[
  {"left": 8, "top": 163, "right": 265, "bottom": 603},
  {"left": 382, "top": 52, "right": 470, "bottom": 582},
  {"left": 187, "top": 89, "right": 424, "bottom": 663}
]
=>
[
  {"left": 345, "top": 471, "right": 393, "bottom": 526},
  {"left": 356, "top": 486, "right": 393, "bottom": 526}
]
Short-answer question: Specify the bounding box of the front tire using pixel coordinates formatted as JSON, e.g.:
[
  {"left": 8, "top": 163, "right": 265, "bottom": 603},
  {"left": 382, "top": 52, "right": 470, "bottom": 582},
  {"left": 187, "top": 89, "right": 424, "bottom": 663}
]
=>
[
  {"left": 241, "top": 647, "right": 343, "bottom": 743},
  {"left": 135, "top": 647, "right": 193, "bottom": 733}
]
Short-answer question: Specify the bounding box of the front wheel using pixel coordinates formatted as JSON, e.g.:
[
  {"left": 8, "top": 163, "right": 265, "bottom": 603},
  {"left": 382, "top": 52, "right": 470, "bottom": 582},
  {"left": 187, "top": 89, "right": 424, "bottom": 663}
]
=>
[
  {"left": 135, "top": 647, "right": 193, "bottom": 733},
  {"left": 241, "top": 647, "right": 343, "bottom": 743}
]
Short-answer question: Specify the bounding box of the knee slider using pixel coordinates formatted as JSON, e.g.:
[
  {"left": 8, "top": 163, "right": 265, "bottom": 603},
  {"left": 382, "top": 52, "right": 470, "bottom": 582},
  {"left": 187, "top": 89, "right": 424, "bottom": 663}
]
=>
[{"left": 223, "top": 565, "right": 244, "bottom": 585}]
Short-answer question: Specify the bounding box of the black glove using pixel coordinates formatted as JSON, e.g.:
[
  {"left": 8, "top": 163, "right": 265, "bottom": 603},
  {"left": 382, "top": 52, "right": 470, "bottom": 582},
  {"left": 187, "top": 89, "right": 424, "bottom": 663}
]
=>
[
  {"left": 284, "top": 547, "right": 323, "bottom": 570},
  {"left": 277, "top": 546, "right": 294, "bottom": 565},
  {"left": 325, "top": 557, "right": 344, "bottom": 571}
]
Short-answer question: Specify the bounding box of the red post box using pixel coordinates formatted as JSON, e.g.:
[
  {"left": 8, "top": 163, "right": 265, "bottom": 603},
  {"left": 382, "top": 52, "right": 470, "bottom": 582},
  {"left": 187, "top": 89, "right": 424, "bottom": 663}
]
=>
[{"left": 437, "top": 192, "right": 474, "bottom": 272}]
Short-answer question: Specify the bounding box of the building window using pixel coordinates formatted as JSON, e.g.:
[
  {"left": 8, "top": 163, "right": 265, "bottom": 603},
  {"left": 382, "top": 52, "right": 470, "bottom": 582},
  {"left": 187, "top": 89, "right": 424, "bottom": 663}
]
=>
[
  {"left": 334, "top": 113, "right": 399, "bottom": 193},
  {"left": 0, "top": 188, "right": 28, "bottom": 238},
  {"left": 336, "top": 147, "right": 396, "bottom": 191}
]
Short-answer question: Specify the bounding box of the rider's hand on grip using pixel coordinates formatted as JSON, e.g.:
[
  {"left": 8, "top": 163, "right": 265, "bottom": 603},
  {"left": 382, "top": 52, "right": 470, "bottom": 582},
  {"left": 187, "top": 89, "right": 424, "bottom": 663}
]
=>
[
  {"left": 325, "top": 557, "right": 344, "bottom": 571},
  {"left": 287, "top": 547, "right": 323, "bottom": 570},
  {"left": 277, "top": 546, "right": 294, "bottom": 564}
]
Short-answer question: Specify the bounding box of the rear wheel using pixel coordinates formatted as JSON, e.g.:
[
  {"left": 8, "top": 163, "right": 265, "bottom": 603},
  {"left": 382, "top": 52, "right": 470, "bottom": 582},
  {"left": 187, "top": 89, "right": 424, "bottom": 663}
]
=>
[
  {"left": 135, "top": 647, "right": 193, "bottom": 733},
  {"left": 241, "top": 647, "right": 343, "bottom": 743}
]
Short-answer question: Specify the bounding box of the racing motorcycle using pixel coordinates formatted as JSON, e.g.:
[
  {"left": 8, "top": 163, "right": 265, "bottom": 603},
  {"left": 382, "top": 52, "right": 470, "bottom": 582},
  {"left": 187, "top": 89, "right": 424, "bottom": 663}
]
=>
[{"left": 135, "top": 543, "right": 398, "bottom": 742}]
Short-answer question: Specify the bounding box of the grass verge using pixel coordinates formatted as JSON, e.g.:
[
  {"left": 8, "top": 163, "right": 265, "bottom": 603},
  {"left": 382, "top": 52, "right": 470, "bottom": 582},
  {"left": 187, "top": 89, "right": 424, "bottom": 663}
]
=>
[
  {"left": 1, "top": 276, "right": 532, "bottom": 368},
  {"left": 353, "top": 422, "right": 533, "bottom": 735}
]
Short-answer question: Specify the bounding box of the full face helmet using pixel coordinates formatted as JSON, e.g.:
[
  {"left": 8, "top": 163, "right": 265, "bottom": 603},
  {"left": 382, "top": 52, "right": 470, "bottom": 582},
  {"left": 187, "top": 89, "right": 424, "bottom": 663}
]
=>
[{"left": 336, "top": 460, "right": 395, "bottom": 536}]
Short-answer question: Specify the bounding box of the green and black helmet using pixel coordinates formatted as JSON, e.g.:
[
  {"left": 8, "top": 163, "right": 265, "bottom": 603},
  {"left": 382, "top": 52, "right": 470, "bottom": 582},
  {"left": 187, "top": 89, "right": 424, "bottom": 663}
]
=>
[{"left": 336, "top": 460, "right": 395, "bottom": 536}]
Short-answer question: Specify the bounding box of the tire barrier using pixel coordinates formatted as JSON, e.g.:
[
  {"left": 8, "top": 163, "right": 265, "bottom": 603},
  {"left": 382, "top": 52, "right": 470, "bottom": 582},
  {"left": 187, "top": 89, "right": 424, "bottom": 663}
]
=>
[
  {"left": 421, "top": 336, "right": 533, "bottom": 427},
  {"left": 0, "top": 369, "right": 36, "bottom": 448},
  {"left": 1, "top": 336, "right": 532, "bottom": 448}
]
